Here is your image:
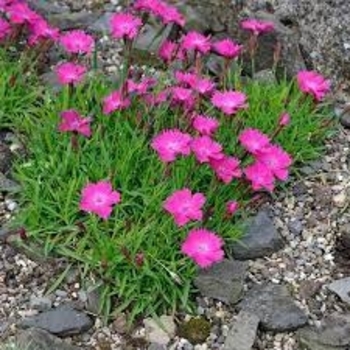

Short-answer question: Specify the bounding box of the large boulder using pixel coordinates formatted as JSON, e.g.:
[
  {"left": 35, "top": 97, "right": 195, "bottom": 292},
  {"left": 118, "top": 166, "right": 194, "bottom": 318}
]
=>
[{"left": 275, "top": 0, "right": 350, "bottom": 86}]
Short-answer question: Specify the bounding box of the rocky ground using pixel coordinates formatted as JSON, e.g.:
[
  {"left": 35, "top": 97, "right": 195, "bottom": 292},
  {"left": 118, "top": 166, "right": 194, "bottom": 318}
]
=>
[{"left": 1, "top": 1, "right": 350, "bottom": 350}]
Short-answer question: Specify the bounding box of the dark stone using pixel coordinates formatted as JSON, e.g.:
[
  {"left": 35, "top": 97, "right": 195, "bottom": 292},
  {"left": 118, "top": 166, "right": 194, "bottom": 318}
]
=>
[
  {"left": 340, "top": 110, "right": 350, "bottom": 129},
  {"left": 89, "top": 12, "right": 113, "bottom": 34},
  {"left": 49, "top": 11, "right": 101, "bottom": 31},
  {"left": 27, "top": 0, "right": 69, "bottom": 15},
  {"left": 19, "top": 305, "right": 93, "bottom": 337},
  {"left": 298, "top": 313, "right": 350, "bottom": 350},
  {"left": 327, "top": 277, "right": 350, "bottom": 305},
  {"left": 16, "top": 328, "right": 82, "bottom": 350},
  {"left": 0, "top": 142, "right": 12, "bottom": 175},
  {"left": 230, "top": 211, "right": 284, "bottom": 260},
  {"left": 0, "top": 173, "right": 20, "bottom": 193},
  {"left": 288, "top": 218, "right": 303, "bottom": 235},
  {"left": 238, "top": 283, "right": 308, "bottom": 331},
  {"left": 223, "top": 311, "right": 259, "bottom": 350},
  {"left": 194, "top": 259, "right": 247, "bottom": 304}
]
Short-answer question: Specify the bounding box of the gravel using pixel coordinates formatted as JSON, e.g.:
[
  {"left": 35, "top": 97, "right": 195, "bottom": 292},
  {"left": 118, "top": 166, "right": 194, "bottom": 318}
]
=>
[{"left": 2, "top": 0, "right": 350, "bottom": 349}]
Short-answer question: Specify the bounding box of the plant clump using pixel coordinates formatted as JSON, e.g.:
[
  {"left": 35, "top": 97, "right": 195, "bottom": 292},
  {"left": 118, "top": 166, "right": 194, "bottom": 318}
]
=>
[{"left": 0, "top": 0, "right": 334, "bottom": 320}]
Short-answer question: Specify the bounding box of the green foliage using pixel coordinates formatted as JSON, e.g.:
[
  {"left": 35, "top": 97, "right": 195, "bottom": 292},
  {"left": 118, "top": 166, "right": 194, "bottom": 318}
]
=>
[
  {"left": 0, "top": 49, "right": 42, "bottom": 130},
  {"left": 10, "top": 69, "right": 332, "bottom": 321}
]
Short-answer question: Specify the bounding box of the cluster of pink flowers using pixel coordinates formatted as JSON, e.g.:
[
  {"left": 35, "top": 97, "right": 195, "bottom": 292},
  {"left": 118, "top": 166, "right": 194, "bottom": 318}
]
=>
[
  {"left": 239, "top": 128, "right": 293, "bottom": 191},
  {"left": 297, "top": 71, "right": 330, "bottom": 101},
  {"left": 7, "top": 1, "right": 331, "bottom": 271}
]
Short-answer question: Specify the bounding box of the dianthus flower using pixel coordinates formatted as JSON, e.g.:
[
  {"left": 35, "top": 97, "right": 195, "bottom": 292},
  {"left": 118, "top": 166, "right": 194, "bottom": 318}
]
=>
[
  {"left": 151, "top": 129, "right": 192, "bottom": 163},
  {"left": 28, "top": 18, "right": 60, "bottom": 45},
  {"left": 156, "top": 3, "right": 185, "bottom": 27},
  {"left": 209, "top": 156, "right": 242, "bottom": 184},
  {"left": 240, "top": 19, "right": 275, "bottom": 36},
  {"left": 60, "top": 30, "right": 94, "bottom": 55},
  {"left": 58, "top": 109, "right": 92, "bottom": 137},
  {"left": 6, "top": 2, "right": 39, "bottom": 24},
  {"left": 171, "top": 87, "right": 195, "bottom": 109},
  {"left": 163, "top": 188, "right": 206, "bottom": 227},
  {"left": 191, "top": 136, "right": 223, "bottom": 163},
  {"left": 244, "top": 162, "right": 275, "bottom": 192},
  {"left": 110, "top": 13, "right": 142, "bottom": 40},
  {"left": 181, "top": 31, "right": 211, "bottom": 54},
  {"left": 238, "top": 128, "right": 270, "bottom": 155},
  {"left": 213, "top": 38, "right": 242, "bottom": 59},
  {"left": 255, "top": 144, "right": 292, "bottom": 181},
  {"left": 102, "top": 90, "right": 131, "bottom": 115},
  {"left": 0, "top": 18, "right": 11, "bottom": 41},
  {"left": 127, "top": 77, "right": 156, "bottom": 95},
  {"left": 226, "top": 201, "right": 239, "bottom": 216},
  {"left": 192, "top": 114, "right": 219, "bottom": 136},
  {"left": 134, "top": 0, "right": 185, "bottom": 26},
  {"left": 55, "top": 62, "right": 87, "bottom": 85},
  {"left": 158, "top": 40, "right": 177, "bottom": 63},
  {"left": 181, "top": 228, "right": 224, "bottom": 268},
  {"left": 296, "top": 70, "right": 330, "bottom": 101},
  {"left": 211, "top": 90, "right": 247, "bottom": 115},
  {"left": 79, "top": 181, "right": 121, "bottom": 220}
]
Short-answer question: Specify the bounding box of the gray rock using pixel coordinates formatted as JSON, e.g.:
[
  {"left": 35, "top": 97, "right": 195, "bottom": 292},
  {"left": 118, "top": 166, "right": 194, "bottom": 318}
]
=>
[
  {"left": 327, "top": 277, "right": 350, "bottom": 305},
  {"left": 339, "top": 105, "right": 350, "bottom": 128},
  {"left": 27, "top": 0, "right": 69, "bottom": 15},
  {"left": 194, "top": 259, "right": 247, "bottom": 304},
  {"left": 275, "top": 0, "right": 350, "bottom": 87},
  {"left": 298, "top": 313, "right": 350, "bottom": 350},
  {"left": 230, "top": 211, "right": 284, "bottom": 260},
  {"left": 148, "top": 343, "right": 167, "bottom": 350},
  {"left": 254, "top": 69, "right": 276, "bottom": 84},
  {"left": 16, "top": 328, "right": 82, "bottom": 350},
  {"left": 223, "top": 311, "right": 259, "bottom": 350},
  {"left": 19, "top": 305, "right": 93, "bottom": 336},
  {"left": 144, "top": 315, "right": 176, "bottom": 346},
  {"left": 0, "top": 141, "right": 12, "bottom": 175},
  {"left": 30, "top": 296, "right": 53, "bottom": 312},
  {"left": 0, "top": 173, "right": 20, "bottom": 193},
  {"left": 288, "top": 218, "right": 303, "bottom": 235},
  {"left": 49, "top": 11, "right": 100, "bottom": 31},
  {"left": 238, "top": 283, "right": 308, "bottom": 331},
  {"left": 89, "top": 12, "right": 113, "bottom": 34}
]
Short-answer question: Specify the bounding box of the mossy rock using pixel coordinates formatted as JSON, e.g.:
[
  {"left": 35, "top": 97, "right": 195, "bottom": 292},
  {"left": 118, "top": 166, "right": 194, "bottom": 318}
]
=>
[{"left": 178, "top": 317, "right": 211, "bottom": 345}]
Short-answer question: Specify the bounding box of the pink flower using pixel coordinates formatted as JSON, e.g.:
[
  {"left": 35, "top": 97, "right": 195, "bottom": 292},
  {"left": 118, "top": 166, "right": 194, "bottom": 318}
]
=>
[
  {"left": 127, "top": 77, "right": 156, "bottom": 95},
  {"left": 209, "top": 156, "right": 242, "bottom": 184},
  {"left": 213, "top": 39, "right": 242, "bottom": 59},
  {"left": 134, "top": 0, "right": 185, "bottom": 26},
  {"left": 296, "top": 70, "right": 330, "bottom": 101},
  {"left": 240, "top": 19, "right": 275, "bottom": 36},
  {"left": 134, "top": 0, "right": 162, "bottom": 14},
  {"left": 0, "top": 18, "right": 11, "bottom": 41},
  {"left": 181, "top": 228, "right": 224, "bottom": 268},
  {"left": 191, "top": 136, "right": 223, "bottom": 163},
  {"left": 143, "top": 90, "right": 169, "bottom": 107},
  {"left": 58, "top": 109, "right": 92, "bottom": 137},
  {"left": 256, "top": 144, "right": 292, "bottom": 181},
  {"left": 110, "top": 13, "right": 142, "bottom": 40},
  {"left": 211, "top": 90, "right": 247, "bottom": 115},
  {"left": 238, "top": 128, "right": 270, "bottom": 155},
  {"left": 175, "top": 71, "right": 215, "bottom": 95},
  {"left": 6, "top": 3, "right": 39, "bottom": 24},
  {"left": 60, "top": 30, "right": 95, "bottom": 55},
  {"left": 171, "top": 87, "right": 195, "bottom": 109},
  {"left": 163, "top": 188, "right": 206, "bottom": 227},
  {"left": 55, "top": 62, "right": 87, "bottom": 85},
  {"left": 156, "top": 3, "right": 185, "bottom": 27},
  {"left": 158, "top": 40, "right": 177, "bottom": 63},
  {"left": 102, "top": 90, "right": 131, "bottom": 115},
  {"left": 192, "top": 115, "right": 219, "bottom": 136},
  {"left": 181, "top": 31, "right": 211, "bottom": 54},
  {"left": 151, "top": 129, "right": 192, "bottom": 163},
  {"left": 244, "top": 162, "right": 275, "bottom": 192},
  {"left": 226, "top": 201, "right": 239, "bottom": 216},
  {"left": 278, "top": 112, "right": 290, "bottom": 126},
  {"left": 28, "top": 18, "right": 60, "bottom": 45},
  {"left": 79, "top": 181, "right": 121, "bottom": 220}
]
